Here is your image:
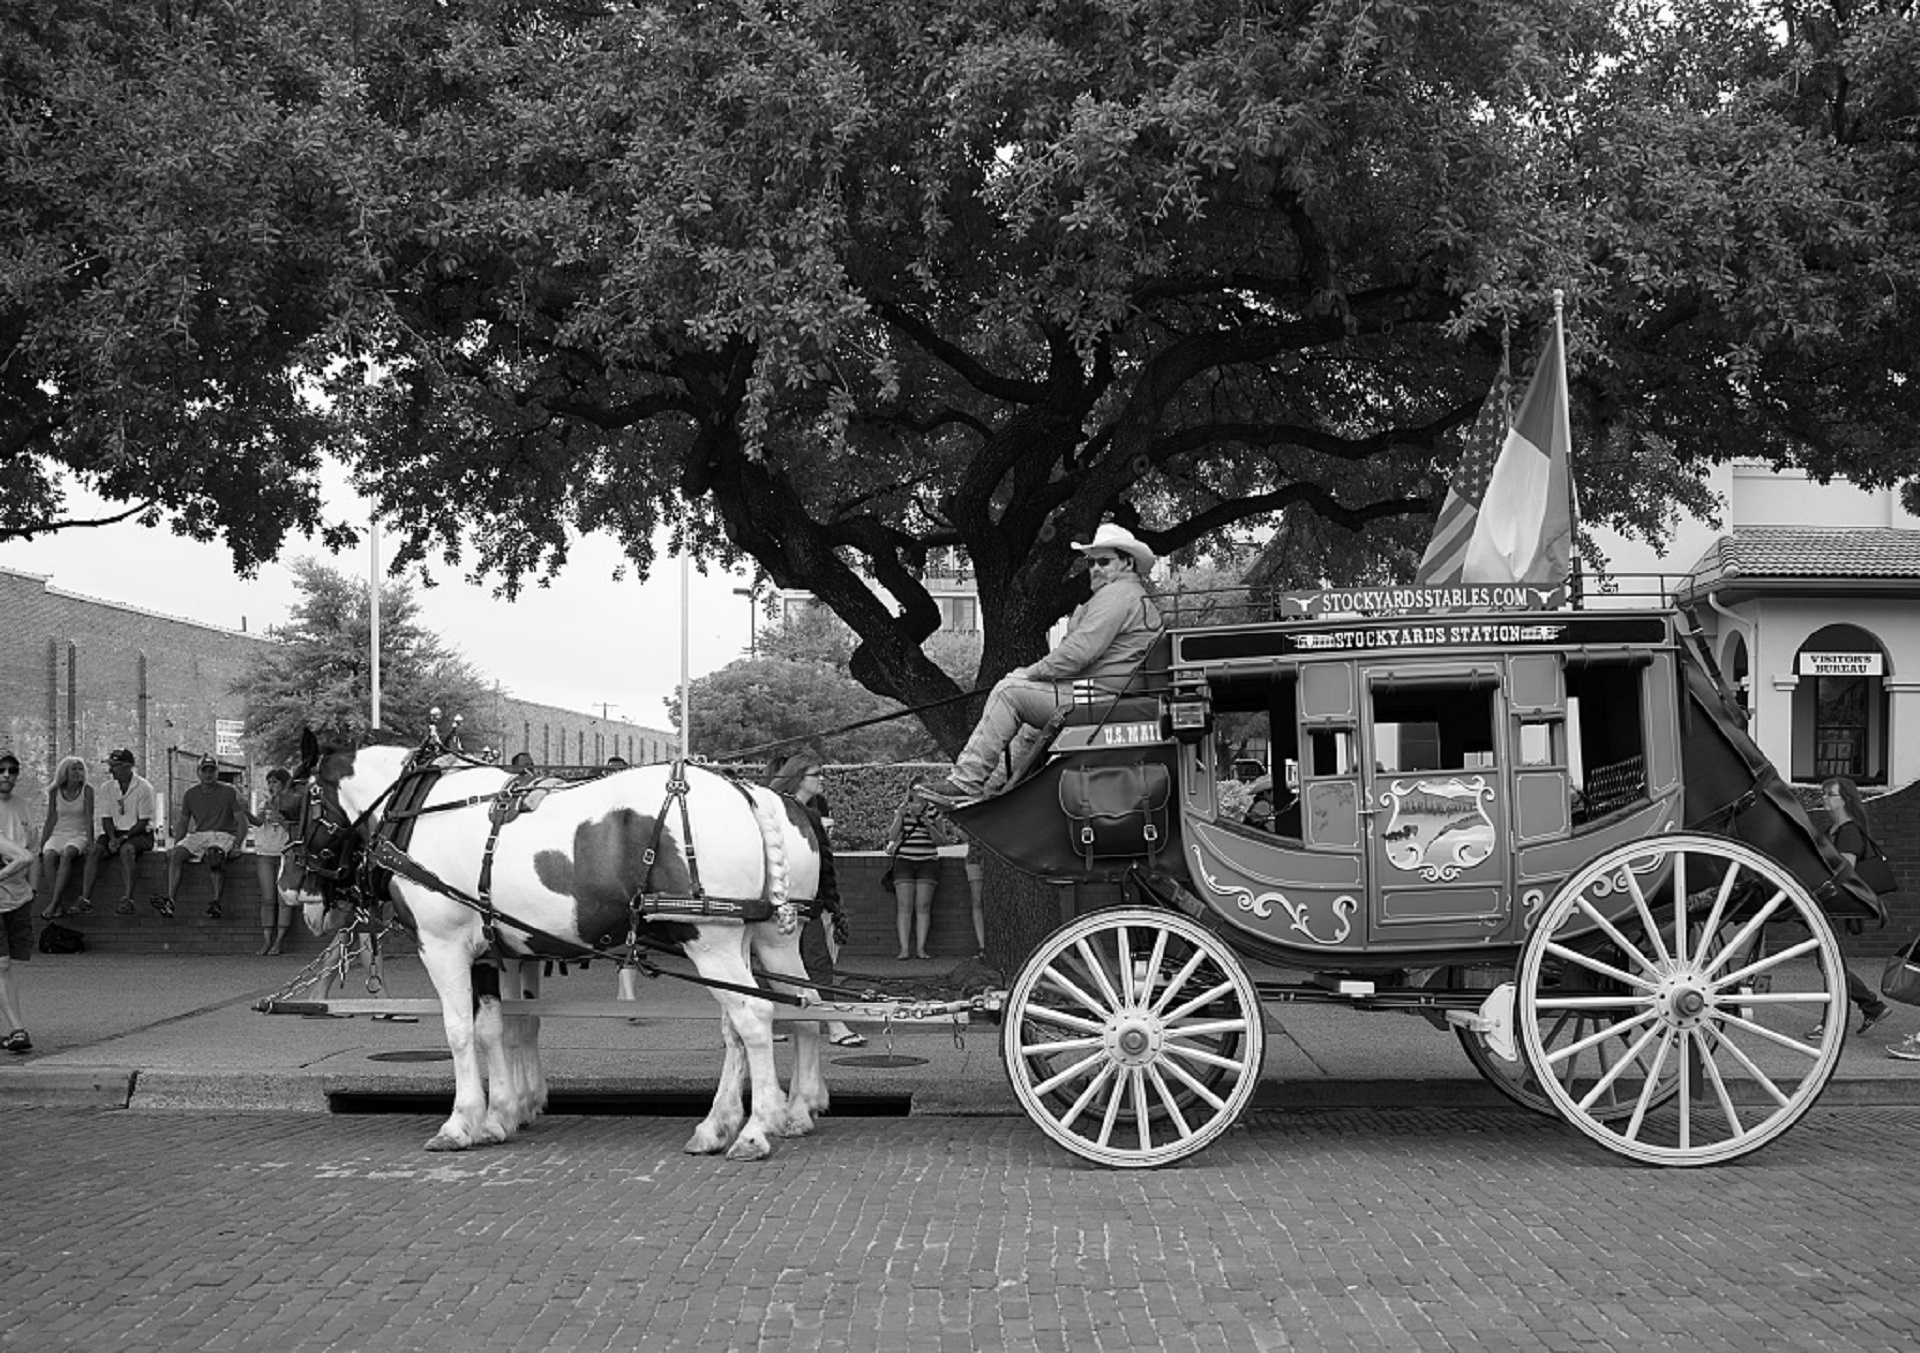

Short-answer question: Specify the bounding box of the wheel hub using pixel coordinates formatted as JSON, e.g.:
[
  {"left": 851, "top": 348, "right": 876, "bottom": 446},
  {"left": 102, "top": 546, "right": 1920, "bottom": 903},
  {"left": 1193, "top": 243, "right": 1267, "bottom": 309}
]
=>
[
  {"left": 1105, "top": 1013, "right": 1163, "bottom": 1067},
  {"left": 1652, "top": 968, "right": 1712, "bottom": 1030}
]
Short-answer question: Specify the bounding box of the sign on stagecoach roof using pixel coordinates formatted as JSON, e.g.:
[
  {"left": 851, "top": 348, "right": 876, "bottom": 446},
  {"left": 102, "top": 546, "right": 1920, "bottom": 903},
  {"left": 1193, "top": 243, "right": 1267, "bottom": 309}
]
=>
[{"left": 1276, "top": 582, "right": 1568, "bottom": 619}]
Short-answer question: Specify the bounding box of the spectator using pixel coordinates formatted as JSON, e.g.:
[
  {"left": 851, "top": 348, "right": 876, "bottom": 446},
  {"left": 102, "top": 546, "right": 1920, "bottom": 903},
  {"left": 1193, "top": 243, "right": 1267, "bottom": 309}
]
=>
[
  {"left": 0, "top": 753, "right": 36, "bottom": 1054},
  {"left": 921, "top": 524, "right": 1163, "bottom": 805},
  {"left": 81, "top": 749, "right": 156, "bottom": 916},
  {"left": 606, "top": 755, "right": 629, "bottom": 769},
  {"left": 964, "top": 842, "right": 987, "bottom": 961},
  {"left": 509, "top": 751, "right": 535, "bottom": 770},
  {"left": 768, "top": 752, "right": 864, "bottom": 1048},
  {"left": 1242, "top": 775, "right": 1278, "bottom": 832},
  {"left": 37, "top": 756, "right": 94, "bottom": 918},
  {"left": 251, "top": 768, "right": 298, "bottom": 955},
  {"left": 1818, "top": 776, "right": 1891, "bottom": 1040},
  {"left": 886, "top": 775, "right": 959, "bottom": 960},
  {"left": 162, "top": 755, "right": 247, "bottom": 920}
]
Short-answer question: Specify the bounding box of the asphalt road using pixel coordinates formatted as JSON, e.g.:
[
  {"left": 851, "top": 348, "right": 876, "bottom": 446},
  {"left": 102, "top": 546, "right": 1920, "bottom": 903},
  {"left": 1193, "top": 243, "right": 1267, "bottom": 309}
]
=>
[{"left": 4, "top": 1104, "right": 1916, "bottom": 1352}]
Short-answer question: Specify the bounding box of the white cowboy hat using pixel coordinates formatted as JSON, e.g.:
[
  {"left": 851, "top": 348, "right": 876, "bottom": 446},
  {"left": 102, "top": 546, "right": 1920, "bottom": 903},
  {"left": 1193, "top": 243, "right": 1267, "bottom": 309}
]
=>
[{"left": 1071, "top": 523, "right": 1156, "bottom": 575}]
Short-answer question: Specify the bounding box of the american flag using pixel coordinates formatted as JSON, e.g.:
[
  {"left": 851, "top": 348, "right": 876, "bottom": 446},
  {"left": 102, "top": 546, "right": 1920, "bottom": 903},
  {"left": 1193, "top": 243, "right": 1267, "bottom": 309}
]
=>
[{"left": 1414, "top": 326, "right": 1572, "bottom": 588}]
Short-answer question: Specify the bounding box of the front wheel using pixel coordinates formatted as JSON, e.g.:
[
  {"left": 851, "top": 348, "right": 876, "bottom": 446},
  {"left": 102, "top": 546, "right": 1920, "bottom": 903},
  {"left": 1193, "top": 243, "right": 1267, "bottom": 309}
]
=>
[
  {"left": 1001, "top": 907, "right": 1266, "bottom": 1168},
  {"left": 1518, "top": 833, "right": 1847, "bottom": 1166}
]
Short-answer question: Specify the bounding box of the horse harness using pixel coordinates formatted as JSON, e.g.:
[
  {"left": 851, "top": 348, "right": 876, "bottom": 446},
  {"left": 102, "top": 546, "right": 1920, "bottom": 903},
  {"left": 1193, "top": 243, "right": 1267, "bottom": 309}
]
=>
[{"left": 287, "top": 756, "right": 808, "bottom": 1007}]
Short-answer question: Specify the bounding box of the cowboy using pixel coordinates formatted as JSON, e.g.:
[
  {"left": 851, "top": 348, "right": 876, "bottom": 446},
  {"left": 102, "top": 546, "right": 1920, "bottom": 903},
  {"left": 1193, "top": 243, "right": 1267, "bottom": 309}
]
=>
[{"left": 922, "top": 524, "right": 1163, "bottom": 806}]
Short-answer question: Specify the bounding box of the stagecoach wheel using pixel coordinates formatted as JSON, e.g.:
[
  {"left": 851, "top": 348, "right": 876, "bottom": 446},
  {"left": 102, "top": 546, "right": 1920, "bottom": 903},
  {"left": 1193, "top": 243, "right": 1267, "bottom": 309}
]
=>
[
  {"left": 1455, "top": 914, "right": 1746, "bottom": 1124},
  {"left": 1518, "top": 833, "right": 1847, "bottom": 1166},
  {"left": 1001, "top": 907, "right": 1266, "bottom": 1169}
]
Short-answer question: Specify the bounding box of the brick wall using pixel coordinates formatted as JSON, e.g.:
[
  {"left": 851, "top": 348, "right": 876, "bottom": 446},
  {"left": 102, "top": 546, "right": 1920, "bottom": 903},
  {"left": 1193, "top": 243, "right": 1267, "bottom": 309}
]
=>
[{"left": 0, "top": 567, "right": 272, "bottom": 812}]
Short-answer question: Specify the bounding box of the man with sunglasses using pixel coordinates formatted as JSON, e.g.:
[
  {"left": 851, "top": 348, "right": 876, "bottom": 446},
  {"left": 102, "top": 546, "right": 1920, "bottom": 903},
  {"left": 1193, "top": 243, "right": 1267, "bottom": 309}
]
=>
[
  {"left": 0, "top": 754, "right": 37, "bottom": 1053},
  {"left": 922, "top": 523, "right": 1163, "bottom": 807}
]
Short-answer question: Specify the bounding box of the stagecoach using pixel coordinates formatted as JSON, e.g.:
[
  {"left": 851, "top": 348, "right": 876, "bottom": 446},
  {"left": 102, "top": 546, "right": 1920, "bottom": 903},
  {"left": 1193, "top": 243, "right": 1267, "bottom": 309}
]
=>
[
  {"left": 953, "top": 589, "right": 1884, "bottom": 1168},
  {"left": 264, "top": 589, "right": 1880, "bottom": 1169}
]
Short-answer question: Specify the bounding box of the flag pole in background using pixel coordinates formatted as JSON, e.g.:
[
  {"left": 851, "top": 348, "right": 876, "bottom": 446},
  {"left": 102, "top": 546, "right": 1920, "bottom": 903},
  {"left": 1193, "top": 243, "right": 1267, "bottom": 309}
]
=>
[
  {"left": 369, "top": 514, "right": 382, "bottom": 731},
  {"left": 1414, "top": 297, "right": 1575, "bottom": 591}
]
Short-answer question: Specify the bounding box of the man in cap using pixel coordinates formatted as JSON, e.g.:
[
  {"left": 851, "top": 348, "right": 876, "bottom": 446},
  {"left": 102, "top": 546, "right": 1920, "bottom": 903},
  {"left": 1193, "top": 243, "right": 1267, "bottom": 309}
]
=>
[
  {"left": 922, "top": 523, "right": 1164, "bottom": 806},
  {"left": 162, "top": 755, "right": 248, "bottom": 919},
  {"left": 81, "top": 749, "right": 157, "bottom": 915}
]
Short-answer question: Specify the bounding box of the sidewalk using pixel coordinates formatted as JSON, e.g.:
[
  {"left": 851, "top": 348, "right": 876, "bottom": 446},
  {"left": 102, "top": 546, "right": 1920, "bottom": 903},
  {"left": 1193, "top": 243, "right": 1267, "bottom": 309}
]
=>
[{"left": 3, "top": 950, "right": 1919, "bottom": 1114}]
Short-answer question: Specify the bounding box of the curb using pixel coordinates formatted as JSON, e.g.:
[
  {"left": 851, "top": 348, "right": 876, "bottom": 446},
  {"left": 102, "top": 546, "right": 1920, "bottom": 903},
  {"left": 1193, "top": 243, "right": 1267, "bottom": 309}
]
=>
[{"left": 8, "top": 1068, "right": 1920, "bottom": 1114}]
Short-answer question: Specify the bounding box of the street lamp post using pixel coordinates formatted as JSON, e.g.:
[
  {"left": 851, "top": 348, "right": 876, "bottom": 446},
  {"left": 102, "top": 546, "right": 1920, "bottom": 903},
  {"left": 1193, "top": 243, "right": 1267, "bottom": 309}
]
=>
[{"left": 733, "top": 584, "right": 759, "bottom": 657}]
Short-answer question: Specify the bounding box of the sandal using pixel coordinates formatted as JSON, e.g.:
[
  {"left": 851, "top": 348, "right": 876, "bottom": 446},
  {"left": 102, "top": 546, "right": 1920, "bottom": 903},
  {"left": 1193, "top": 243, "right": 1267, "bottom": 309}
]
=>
[
  {"left": 830, "top": 1031, "right": 868, "bottom": 1048},
  {"left": 2, "top": 1029, "right": 31, "bottom": 1054}
]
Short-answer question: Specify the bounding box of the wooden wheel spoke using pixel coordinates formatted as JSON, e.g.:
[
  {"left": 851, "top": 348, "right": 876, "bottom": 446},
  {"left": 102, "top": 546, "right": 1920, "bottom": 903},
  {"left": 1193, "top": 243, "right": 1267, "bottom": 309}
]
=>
[
  {"left": 1020, "top": 1000, "right": 1106, "bottom": 1036},
  {"left": 1690, "top": 1028, "right": 1745, "bottom": 1140},
  {"left": 1708, "top": 936, "right": 1823, "bottom": 992},
  {"left": 1030, "top": 1049, "right": 1110, "bottom": 1099},
  {"left": 1620, "top": 1027, "right": 1677, "bottom": 1143},
  {"left": 1619, "top": 866, "right": 1672, "bottom": 967},
  {"left": 1162, "top": 1017, "right": 1248, "bottom": 1041},
  {"left": 1573, "top": 1021, "right": 1664, "bottom": 1114},
  {"left": 1039, "top": 966, "right": 1113, "bottom": 1022},
  {"left": 1018, "top": 1033, "right": 1105, "bottom": 1056},
  {"left": 1149, "top": 950, "right": 1208, "bottom": 1018},
  {"left": 1701, "top": 1025, "right": 1796, "bottom": 1109},
  {"left": 1145, "top": 1065, "right": 1196, "bottom": 1140},
  {"left": 1711, "top": 1011, "right": 1826, "bottom": 1061},
  {"left": 1158, "top": 1055, "right": 1228, "bottom": 1113},
  {"left": 1095, "top": 1065, "right": 1129, "bottom": 1147},
  {"left": 1073, "top": 938, "right": 1125, "bottom": 1011},
  {"left": 1545, "top": 1008, "right": 1659, "bottom": 1070},
  {"left": 1543, "top": 941, "right": 1653, "bottom": 992},
  {"left": 1162, "top": 1042, "right": 1250, "bottom": 1075},
  {"left": 1056, "top": 1062, "right": 1117, "bottom": 1130},
  {"left": 1572, "top": 897, "right": 1661, "bottom": 978},
  {"left": 1161, "top": 980, "right": 1236, "bottom": 1024},
  {"left": 1130, "top": 1069, "right": 1154, "bottom": 1152}
]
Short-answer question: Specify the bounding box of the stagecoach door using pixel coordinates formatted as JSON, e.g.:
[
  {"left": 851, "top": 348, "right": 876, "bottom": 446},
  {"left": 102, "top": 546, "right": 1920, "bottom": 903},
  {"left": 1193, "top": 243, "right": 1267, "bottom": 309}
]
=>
[{"left": 1360, "top": 662, "right": 1514, "bottom": 947}]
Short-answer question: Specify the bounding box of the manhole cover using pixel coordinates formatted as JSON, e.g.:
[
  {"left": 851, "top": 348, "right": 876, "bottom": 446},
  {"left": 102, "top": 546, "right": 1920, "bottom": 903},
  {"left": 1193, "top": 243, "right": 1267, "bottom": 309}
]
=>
[
  {"left": 833, "top": 1054, "right": 929, "bottom": 1068},
  {"left": 367, "top": 1049, "right": 454, "bottom": 1063}
]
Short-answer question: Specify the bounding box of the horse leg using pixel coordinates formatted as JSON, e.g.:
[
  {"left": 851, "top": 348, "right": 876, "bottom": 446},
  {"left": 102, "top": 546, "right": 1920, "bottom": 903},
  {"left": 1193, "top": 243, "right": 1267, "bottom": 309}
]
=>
[
  {"left": 480, "top": 959, "right": 545, "bottom": 1143},
  {"left": 683, "top": 927, "right": 790, "bottom": 1162},
  {"left": 754, "top": 919, "right": 828, "bottom": 1128},
  {"left": 686, "top": 1005, "right": 749, "bottom": 1157},
  {"left": 417, "top": 936, "right": 492, "bottom": 1152}
]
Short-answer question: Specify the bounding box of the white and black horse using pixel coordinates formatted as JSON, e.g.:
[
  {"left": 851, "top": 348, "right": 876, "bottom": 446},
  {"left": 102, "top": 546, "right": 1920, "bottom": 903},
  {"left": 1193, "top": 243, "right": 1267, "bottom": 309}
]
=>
[{"left": 281, "top": 734, "right": 831, "bottom": 1160}]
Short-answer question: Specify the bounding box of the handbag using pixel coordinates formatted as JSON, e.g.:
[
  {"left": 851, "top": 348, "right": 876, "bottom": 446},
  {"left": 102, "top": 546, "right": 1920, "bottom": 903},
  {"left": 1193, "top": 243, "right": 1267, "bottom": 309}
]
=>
[
  {"left": 879, "top": 867, "right": 896, "bottom": 894},
  {"left": 1882, "top": 935, "right": 1920, "bottom": 1007},
  {"left": 1854, "top": 851, "right": 1898, "bottom": 896}
]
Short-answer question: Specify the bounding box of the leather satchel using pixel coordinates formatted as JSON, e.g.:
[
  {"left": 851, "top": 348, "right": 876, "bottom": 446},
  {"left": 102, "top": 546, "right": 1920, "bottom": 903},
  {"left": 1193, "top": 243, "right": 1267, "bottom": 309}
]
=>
[
  {"left": 1058, "top": 762, "right": 1172, "bottom": 866},
  {"left": 1854, "top": 851, "right": 1898, "bottom": 896},
  {"left": 1882, "top": 935, "right": 1920, "bottom": 1007}
]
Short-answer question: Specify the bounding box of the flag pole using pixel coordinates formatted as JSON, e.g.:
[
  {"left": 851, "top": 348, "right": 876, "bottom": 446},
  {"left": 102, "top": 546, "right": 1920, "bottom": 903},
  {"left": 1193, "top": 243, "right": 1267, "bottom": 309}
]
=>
[
  {"left": 679, "top": 548, "right": 690, "bottom": 761},
  {"left": 369, "top": 514, "right": 382, "bottom": 730},
  {"left": 1553, "top": 289, "right": 1583, "bottom": 609}
]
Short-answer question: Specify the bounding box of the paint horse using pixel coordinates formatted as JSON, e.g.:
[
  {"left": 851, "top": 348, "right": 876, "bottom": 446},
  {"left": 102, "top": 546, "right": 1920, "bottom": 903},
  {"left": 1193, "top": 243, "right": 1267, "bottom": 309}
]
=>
[{"left": 281, "top": 734, "right": 831, "bottom": 1160}]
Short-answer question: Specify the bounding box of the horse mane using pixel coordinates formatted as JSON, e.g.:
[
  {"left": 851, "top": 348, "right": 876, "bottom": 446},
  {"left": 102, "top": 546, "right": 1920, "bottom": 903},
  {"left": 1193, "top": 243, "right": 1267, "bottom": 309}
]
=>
[{"left": 743, "top": 780, "right": 790, "bottom": 910}]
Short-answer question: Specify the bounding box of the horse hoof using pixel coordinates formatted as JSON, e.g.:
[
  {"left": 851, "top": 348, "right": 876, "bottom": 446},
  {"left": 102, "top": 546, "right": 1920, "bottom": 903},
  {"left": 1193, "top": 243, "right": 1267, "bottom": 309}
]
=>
[
  {"left": 779, "top": 1108, "right": 815, "bottom": 1138},
  {"left": 684, "top": 1124, "right": 733, "bottom": 1156},
  {"left": 725, "top": 1131, "right": 773, "bottom": 1162},
  {"left": 424, "top": 1132, "right": 471, "bottom": 1152}
]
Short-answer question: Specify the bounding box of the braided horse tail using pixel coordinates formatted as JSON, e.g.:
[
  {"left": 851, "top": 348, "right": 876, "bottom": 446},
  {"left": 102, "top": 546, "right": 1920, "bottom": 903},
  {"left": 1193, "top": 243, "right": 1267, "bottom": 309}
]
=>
[{"left": 745, "top": 783, "right": 791, "bottom": 915}]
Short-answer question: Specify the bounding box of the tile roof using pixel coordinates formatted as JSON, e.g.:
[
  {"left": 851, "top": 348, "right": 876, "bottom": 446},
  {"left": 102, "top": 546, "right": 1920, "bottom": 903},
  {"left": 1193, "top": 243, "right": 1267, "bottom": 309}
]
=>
[{"left": 1685, "top": 528, "right": 1920, "bottom": 590}]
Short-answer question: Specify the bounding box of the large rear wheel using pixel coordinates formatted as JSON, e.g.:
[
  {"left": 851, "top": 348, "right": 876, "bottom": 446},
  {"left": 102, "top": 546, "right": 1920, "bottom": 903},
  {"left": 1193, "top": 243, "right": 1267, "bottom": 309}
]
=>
[
  {"left": 1001, "top": 907, "right": 1265, "bottom": 1168},
  {"left": 1517, "top": 833, "right": 1846, "bottom": 1166}
]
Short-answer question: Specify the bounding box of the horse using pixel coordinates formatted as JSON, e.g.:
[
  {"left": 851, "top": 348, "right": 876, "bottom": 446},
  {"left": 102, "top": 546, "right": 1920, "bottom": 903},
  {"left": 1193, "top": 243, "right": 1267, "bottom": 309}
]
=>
[{"left": 279, "top": 732, "right": 832, "bottom": 1161}]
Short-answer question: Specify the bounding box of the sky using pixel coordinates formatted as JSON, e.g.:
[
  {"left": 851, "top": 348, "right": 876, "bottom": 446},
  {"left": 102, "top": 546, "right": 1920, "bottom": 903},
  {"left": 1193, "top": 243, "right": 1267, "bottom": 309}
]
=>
[{"left": 0, "top": 479, "right": 760, "bottom": 734}]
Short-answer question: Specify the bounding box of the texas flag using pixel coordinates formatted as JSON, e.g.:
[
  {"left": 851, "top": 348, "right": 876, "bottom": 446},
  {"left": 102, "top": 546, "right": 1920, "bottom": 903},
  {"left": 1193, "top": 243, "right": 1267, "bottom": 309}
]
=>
[{"left": 1415, "top": 325, "right": 1574, "bottom": 587}]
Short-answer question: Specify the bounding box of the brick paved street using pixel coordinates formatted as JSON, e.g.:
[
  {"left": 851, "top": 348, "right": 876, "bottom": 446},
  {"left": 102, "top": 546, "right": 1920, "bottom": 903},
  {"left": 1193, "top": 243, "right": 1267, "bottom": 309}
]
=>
[{"left": 4, "top": 1105, "right": 1917, "bottom": 1352}]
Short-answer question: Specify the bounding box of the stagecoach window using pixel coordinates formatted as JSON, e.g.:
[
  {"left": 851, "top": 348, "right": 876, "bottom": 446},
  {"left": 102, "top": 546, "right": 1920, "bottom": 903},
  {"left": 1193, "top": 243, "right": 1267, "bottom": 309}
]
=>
[
  {"left": 1370, "top": 685, "right": 1494, "bottom": 774},
  {"left": 1309, "top": 728, "right": 1355, "bottom": 776},
  {"left": 1565, "top": 663, "right": 1648, "bottom": 823},
  {"left": 1518, "top": 720, "right": 1561, "bottom": 767}
]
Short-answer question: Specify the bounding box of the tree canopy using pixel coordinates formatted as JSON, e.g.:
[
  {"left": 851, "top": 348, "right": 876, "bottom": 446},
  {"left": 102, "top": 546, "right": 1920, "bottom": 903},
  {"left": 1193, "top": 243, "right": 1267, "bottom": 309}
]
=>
[
  {"left": 241, "top": 558, "right": 497, "bottom": 763},
  {"left": 8, "top": 0, "right": 1918, "bottom": 751}
]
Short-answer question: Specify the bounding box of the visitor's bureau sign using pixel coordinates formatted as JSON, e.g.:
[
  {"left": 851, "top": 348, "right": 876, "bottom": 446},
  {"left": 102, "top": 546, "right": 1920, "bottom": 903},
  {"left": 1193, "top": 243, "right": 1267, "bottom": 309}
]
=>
[{"left": 1798, "top": 652, "right": 1884, "bottom": 677}]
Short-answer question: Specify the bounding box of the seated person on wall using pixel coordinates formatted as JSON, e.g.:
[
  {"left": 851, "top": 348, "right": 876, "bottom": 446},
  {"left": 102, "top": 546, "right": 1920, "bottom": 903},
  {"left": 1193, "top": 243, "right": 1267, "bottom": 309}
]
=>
[
  {"left": 160, "top": 755, "right": 247, "bottom": 921},
  {"left": 921, "top": 524, "right": 1164, "bottom": 807},
  {"left": 81, "top": 749, "right": 156, "bottom": 916}
]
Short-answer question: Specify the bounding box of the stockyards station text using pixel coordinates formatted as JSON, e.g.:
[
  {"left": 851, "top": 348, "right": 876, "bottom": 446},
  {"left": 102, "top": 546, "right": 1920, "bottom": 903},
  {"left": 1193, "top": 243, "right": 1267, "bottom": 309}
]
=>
[{"left": 1294, "top": 622, "right": 1569, "bottom": 652}]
